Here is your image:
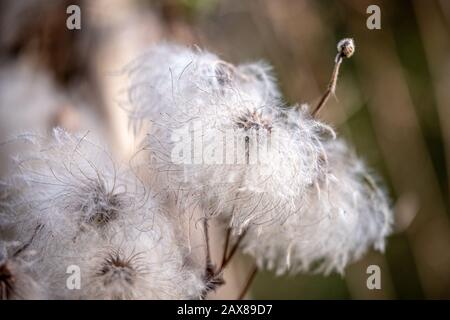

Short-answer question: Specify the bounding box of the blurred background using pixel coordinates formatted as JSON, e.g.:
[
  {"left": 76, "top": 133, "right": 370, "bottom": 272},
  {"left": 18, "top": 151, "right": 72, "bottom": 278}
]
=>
[{"left": 1, "top": 0, "right": 450, "bottom": 299}]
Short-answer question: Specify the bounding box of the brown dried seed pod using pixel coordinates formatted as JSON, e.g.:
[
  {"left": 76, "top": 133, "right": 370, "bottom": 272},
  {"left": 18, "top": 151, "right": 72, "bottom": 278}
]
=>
[
  {"left": 337, "top": 38, "right": 355, "bottom": 59},
  {"left": 235, "top": 110, "right": 273, "bottom": 132},
  {"left": 97, "top": 251, "right": 140, "bottom": 287}
]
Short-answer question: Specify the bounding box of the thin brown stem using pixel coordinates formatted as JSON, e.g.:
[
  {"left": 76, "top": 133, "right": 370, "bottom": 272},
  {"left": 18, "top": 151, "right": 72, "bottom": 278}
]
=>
[
  {"left": 220, "top": 230, "right": 247, "bottom": 271},
  {"left": 312, "top": 54, "right": 343, "bottom": 117},
  {"left": 221, "top": 227, "right": 232, "bottom": 267},
  {"left": 238, "top": 265, "right": 258, "bottom": 300},
  {"left": 203, "top": 218, "right": 212, "bottom": 269}
]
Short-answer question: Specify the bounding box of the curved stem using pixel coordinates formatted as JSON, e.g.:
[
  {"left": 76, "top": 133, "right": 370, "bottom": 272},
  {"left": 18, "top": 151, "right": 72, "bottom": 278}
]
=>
[{"left": 238, "top": 265, "right": 258, "bottom": 300}]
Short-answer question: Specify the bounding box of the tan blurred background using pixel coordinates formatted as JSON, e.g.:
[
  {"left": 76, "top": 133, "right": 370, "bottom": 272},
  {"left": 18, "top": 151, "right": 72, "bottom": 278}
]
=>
[{"left": 1, "top": 0, "right": 450, "bottom": 299}]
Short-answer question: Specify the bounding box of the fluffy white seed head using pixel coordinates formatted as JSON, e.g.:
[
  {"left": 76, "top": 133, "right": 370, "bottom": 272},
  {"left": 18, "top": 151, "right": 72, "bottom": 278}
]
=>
[
  {"left": 124, "top": 43, "right": 281, "bottom": 130},
  {"left": 125, "top": 44, "right": 335, "bottom": 231},
  {"left": 240, "top": 139, "right": 393, "bottom": 275}
]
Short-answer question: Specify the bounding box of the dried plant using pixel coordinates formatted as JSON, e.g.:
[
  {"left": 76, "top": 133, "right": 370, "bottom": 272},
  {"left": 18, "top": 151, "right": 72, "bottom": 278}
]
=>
[
  {"left": 0, "top": 39, "right": 393, "bottom": 300},
  {"left": 125, "top": 40, "right": 393, "bottom": 295},
  {"left": 125, "top": 44, "right": 335, "bottom": 231},
  {"left": 241, "top": 139, "right": 392, "bottom": 275},
  {"left": 0, "top": 128, "right": 205, "bottom": 299}
]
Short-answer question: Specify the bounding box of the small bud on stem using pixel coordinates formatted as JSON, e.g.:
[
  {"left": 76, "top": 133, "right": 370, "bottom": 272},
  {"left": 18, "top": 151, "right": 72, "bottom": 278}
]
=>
[{"left": 312, "top": 38, "right": 355, "bottom": 117}]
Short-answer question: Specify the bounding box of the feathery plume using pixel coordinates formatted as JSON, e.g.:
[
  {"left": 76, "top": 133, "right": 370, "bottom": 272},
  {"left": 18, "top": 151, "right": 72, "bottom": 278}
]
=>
[
  {"left": 125, "top": 44, "right": 335, "bottom": 233},
  {"left": 0, "top": 128, "right": 205, "bottom": 299}
]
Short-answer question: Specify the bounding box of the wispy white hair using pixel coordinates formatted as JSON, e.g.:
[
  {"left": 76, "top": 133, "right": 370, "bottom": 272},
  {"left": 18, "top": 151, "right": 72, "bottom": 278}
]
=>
[
  {"left": 124, "top": 43, "right": 281, "bottom": 130},
  {"left": 240, "top": 139, "right": 393, "bottom": 275},
  {"left": 125, "top": 44, "right": 335, "bottom": 232},
  {"left": 0, "top": 128, "right": 204, "bottom": 299}
]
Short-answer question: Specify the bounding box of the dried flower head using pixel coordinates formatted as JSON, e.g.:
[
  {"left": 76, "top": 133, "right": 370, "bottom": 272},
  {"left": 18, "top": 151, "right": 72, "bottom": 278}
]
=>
[
  {"left": 124, "top": 42, "right": 392, "bottom": 282},
  {"left": 0, "top": 128, "right": 205, "bottom": 299},
  {"left": 312, "top": 38, "right": 355, "bottom": 116},
  {"left": 90, "top": 250, "right": 142, "bottom": 299},
  {"left": 125, "top": 44, "right": 335, "bottom": 233},
  {"left": 240, "top": 139, "right": 393, "bottom": 275}
]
